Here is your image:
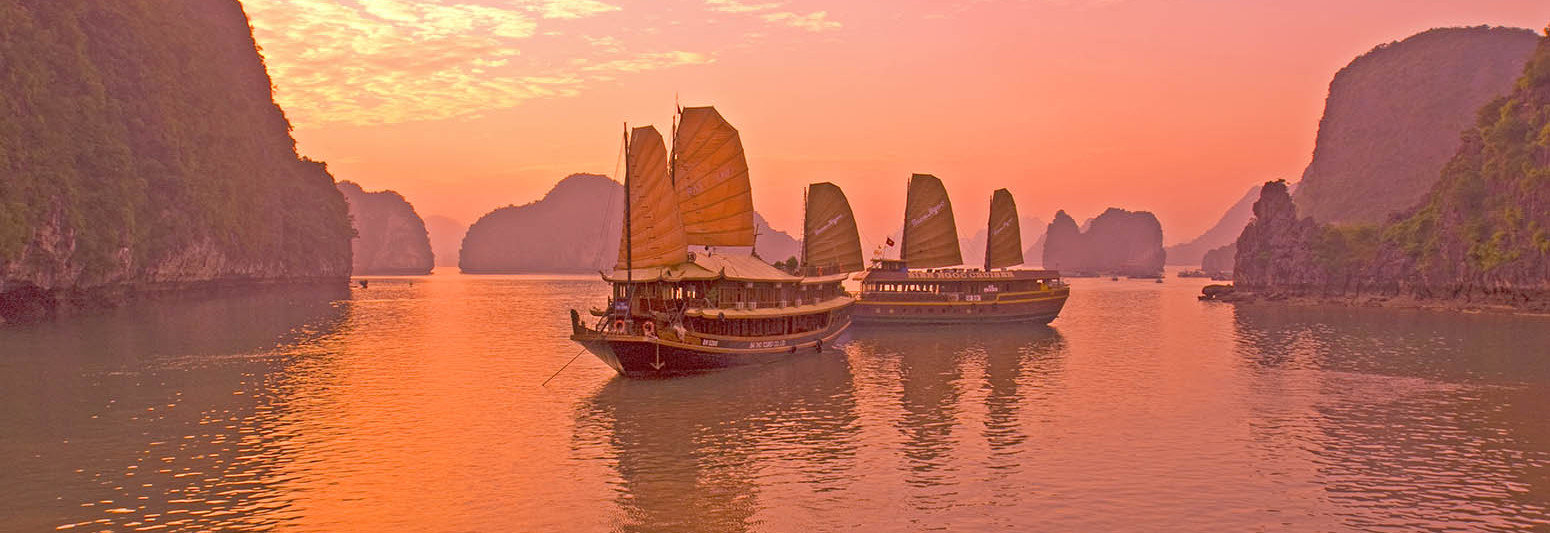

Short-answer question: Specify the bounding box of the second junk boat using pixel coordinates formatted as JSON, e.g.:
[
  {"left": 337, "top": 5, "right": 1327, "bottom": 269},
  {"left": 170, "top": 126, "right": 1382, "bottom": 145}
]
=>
[
  {"left": 569, "top": 106, "right": 862, "bottom": 377},
  {"left": 853, "top": 174, "right": 1070, "bottom": 325}
]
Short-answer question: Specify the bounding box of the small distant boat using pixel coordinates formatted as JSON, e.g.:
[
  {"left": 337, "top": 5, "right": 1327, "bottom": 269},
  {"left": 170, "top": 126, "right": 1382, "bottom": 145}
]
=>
[
  {"left": 569, "top": 107, "right": 859, "bottom": 377},
  {"left": 853, "top": 176, "right": 1069, "bottom": 325}
]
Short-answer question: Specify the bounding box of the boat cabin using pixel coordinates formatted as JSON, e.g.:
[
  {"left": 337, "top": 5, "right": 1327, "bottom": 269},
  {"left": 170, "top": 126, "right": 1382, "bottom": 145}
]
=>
[
  {"left": 858, "top": 268, "right": 1062, "bottom": 303},
  {"left": 600, "top": 252, "right": 851, "bottom": 339}
]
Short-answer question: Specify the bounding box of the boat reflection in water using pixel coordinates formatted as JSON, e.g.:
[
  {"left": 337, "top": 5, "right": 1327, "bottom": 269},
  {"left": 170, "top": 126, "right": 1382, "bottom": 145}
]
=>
[
  {"left": 573, "top": 353, "right": 863, "bottom": 532},
  {"left": 844, "top": 325, "right": 1067, "bottom": 516},
  {"left": 574, "top": 324, "right": 1067, "bottom": 531}
]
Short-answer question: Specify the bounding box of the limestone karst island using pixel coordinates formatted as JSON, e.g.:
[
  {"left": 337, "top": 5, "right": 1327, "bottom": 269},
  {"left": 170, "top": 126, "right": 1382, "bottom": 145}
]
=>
[{"left": 2, "top": 1, "right": 1549, "bottom": 531}]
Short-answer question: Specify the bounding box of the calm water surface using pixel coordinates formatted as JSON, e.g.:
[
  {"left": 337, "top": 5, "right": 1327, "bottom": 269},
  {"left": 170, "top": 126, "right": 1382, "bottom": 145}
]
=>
[{"left": 3, "top": 270, "right": 1549, "bottom": 531}]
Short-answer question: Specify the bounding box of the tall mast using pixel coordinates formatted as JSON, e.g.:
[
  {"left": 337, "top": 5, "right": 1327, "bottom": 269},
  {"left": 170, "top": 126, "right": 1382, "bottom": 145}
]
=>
[
  {"left": 624, "top": 123, "right": 632, "bottom": 286},
  {"left": 800, "top": 184, "right": 808, "bottom": 270},
  {"left": 899, "top": 176, "right": 909, "bottom": 267},
  {"left": 984, "top": 191, "right": 992, "bottom": 272},
  {"left": 669, "top": 108, "right": 678, "bottom": 185}
]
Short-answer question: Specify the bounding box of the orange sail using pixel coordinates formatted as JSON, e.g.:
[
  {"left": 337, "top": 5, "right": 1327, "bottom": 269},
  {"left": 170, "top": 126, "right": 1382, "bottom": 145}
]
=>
[
  {"left": 617, "top": 126, "right": 689, "bottom": 270},
  {"left": 802, "top": 182, "right": 864, "bottom": 274},
  {"left": 902, "top": 173, "right": 962, "bottom": 268},
  {"left": 985, "top": 188, "right": 1024, "bottom": 269},
  {"left": 673, "top": 106, "right": 755, "bottom": 247}
]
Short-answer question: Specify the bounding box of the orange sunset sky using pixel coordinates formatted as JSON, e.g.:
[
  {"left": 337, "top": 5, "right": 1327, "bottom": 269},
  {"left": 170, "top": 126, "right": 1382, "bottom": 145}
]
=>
[{"left": 243, "top": 0, "right": 1550, "bottom": 247}]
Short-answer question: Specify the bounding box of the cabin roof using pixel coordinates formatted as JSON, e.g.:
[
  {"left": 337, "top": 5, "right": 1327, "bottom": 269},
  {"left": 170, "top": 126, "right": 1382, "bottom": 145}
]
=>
[
  {"left": 602, "top": 251, "right": 801, "bottom": 283},
  {"left": 798, "top": 273, "right": 850, "bottom": 285}
]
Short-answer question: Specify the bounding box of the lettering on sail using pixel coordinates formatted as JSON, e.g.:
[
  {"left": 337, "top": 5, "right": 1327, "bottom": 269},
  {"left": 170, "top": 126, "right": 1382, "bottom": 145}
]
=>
[
  {"left": 992, "top": 218, "right": 1014, "bottom": 236},
  {"left": 909, "top": 202, "right": 946, "bottom": 228},
  {"left": 813, "top": 214, "right": 843, "bottom": 236}
]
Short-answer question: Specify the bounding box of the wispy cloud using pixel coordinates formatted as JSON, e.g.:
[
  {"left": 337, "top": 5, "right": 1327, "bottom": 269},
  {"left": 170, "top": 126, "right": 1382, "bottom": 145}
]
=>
[
  {"left": 760, "top": 10, "right": 840, "bottom": 32},
  {"left": 703, "top": 0, "right": 842, "bottom": 32},
  {"left": 705, "top": 0, "right": 784, "bottom": 13},
  {"left": 245, "top": 0, "right": 841, "bottom": 125},
  {"left": 245, "top": 0, "right": 705, "bottom": 125},
  {"left": 538, "top": 0, "right": 621, "bottom": 19}
]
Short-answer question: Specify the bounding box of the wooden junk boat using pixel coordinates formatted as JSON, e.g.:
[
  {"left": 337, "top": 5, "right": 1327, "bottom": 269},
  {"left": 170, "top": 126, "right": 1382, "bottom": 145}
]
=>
[
  {"left": 569, "top": 107, "right": 866, "bottom": 377},
  {"left": 853, "top": 174, "right": 1070, "bottom": 325}
]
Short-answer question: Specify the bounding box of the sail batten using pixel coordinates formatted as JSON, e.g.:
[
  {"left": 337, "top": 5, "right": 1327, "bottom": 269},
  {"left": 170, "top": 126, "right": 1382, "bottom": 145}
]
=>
[
  {"left": 902, "top": 173, "right": 962, "bottom": 269},
  {"left": 985, "top": 188, "right": 1023, "bottom": 269},
  {"left": 616, "top": 126, "right": 689, "bottom": 270},
  {"left": 802, "top": 182, "right": 864, "bottom": 275},
  {"left": 673, "top": 106, "right": 756, "bottom": 246}
]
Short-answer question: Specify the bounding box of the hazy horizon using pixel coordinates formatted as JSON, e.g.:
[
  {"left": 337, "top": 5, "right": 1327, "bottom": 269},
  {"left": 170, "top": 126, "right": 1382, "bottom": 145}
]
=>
[{"left": 244, "top": 0, "right": 1550, "bottom": 245}]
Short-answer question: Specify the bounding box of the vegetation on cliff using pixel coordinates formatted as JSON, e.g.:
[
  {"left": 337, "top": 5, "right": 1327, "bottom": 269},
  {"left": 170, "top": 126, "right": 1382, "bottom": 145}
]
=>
[
  {"left": 0, "top": 0, "right": 352, "bottom": 313},
  {"left": 1236, "top": 30, "right": 1550, "bottom": 309},
  {"left": 1293, "top": 26, "right": 1538, "bottom": 225},
  {"left": 337, "top": 181, "right": 434, "bottom": 275}
]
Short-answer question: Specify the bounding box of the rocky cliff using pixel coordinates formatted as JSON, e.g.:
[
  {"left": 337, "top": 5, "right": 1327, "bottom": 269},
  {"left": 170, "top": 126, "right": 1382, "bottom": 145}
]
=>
[
  {"left": 0, "top": 0, "right": 353, "bottom": 322},
  {"left": 337, "top": 181, "right": 434, "bottom": 275},
  {"left": 1293, "top": 26, "right": 1539, "bottom": 224},
  {"left": 1234, "top": 33, "right": 1550, "bottom": 314},
  {"left": 1042, "top": 208, "right": 1165, "bottom": 277},
  {"left": 1166, "top": 184, "right": 1279, "bottom": 265},
  {"left": 459, "top": 174, "right": 799, "bottom": 273}
]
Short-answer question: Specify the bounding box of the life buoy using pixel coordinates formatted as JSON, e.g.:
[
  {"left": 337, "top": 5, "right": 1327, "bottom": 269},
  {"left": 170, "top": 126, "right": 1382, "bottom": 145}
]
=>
[
  {"left": 612, "top": 319, "right": 626, "bottom": 333},
  {"left": 642, "top": 321, "right": 656, "bottom": 337}
]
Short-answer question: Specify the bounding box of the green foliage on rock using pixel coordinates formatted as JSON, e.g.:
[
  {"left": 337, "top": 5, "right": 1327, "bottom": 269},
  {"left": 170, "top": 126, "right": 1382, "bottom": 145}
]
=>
[
  {"left": 1313, "top": 224, "right": 1380, "bottom": 274},
  {"left": 1389, "top": 30, "right": 1550, "bottom": 281},
  {"left": 0, "top": 0, "right": 352, "bottom": 288}
]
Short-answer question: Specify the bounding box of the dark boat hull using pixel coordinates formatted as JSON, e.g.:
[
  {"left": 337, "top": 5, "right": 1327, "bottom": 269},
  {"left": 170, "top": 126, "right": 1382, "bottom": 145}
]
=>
[
  {"left": 572, "top": 320, "right": 851, "bottom": 378},
  {"left": 851, "top": 292, "right": 1068, "bottom": 326}
]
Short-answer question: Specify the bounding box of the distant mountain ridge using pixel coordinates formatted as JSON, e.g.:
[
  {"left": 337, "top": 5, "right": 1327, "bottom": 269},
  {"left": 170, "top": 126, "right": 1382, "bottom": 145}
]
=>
[
  {"left": 1165, "top": 184, "right": 1278, "bottom": 266},
  {"left": 459, "top": 174, "right": 800, "bottom": 273},
  {"left": 1293, "top": 26, "right": 1539, "bottom": 224},
  {"left": 423, "top": 215, "right": 467, "bottom": 268}
]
